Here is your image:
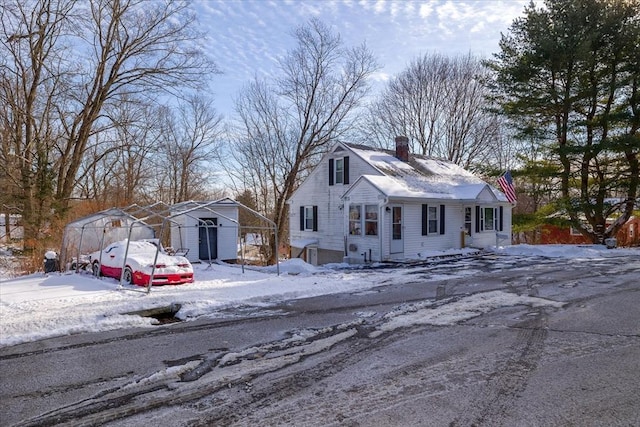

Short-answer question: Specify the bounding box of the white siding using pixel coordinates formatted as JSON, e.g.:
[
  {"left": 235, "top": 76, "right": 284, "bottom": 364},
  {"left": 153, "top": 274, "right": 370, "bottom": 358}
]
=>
[
  {"left": 469, "top": 203, "right": 513, "bottom": 249},
  {"left": 289, "top": 144, "right": 381, "bottom": 258},
  {"left": 289, "top": 143, "right": 514, "bottom": 264},
  {"left": 477, "top": 186, "right": 497, "bottom": 202},
  {"left": 344, "top": 179, "right": 386, "bottom": 263},
  {"left": 388, "top": 203, "right": 464, "bottom": 260},
  {"left": 170, "top": 205, "right": 239, "bottom": 262}
]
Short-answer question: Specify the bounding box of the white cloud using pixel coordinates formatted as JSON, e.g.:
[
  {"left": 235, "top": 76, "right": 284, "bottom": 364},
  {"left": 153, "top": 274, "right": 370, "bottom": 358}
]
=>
[
  {"left": 370, "top": 71, "right": 392, "bottom": 83},
  {"left": 191, "top": 0, "right": 530, "bottom": 116},
  {"left": 418, "top": 1, "right": 435, "bottom": 18},
  {"left": 373, "top": 0, "right": 386, "bottom": 14}
]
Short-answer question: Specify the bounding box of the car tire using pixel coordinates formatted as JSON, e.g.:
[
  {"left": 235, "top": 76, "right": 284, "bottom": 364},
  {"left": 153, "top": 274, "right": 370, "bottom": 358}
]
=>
[
  {"left": 92, "top": 262, "right": 101, "bottom": 277},
  {"left": 123, "top": 267, "right": 133, "bottom": 285}
]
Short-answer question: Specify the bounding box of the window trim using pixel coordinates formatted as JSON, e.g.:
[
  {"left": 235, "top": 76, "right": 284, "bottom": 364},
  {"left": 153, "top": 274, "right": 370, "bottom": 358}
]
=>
[
  {"left": 349, "top": 204, "right": 362, "bottom": 235},
  {"left": 364, "top": 204, "right": 378, "bottom": 236},
  {"left": 348, "top": 204, "right": 379, "bottom": 236},
  {"left": 428, "top": 205, "right": 439, "bottom": 234},
  {"left": 328, "top": 156, "right": 349, "bottom": 186},
  {"left": 464, "top": 206, "right": 472, "bottom": 235},
  {"left": 570, "top": 226, "right": 582, "bottom": 236},
  {"left": 335, "top": 158, "right": 344, "bottom": 184},
  {"left": 479, "top": 207, "right": 497, "bottom": 232},
  {"left": 392, "top": 206, "right": 402, "bottom": 240},
  {"left": 422, "top": 204, "right": 445, "bottom": 235},
  {"left": 300, "top": 205, "right": 318, "bottom": 231}
]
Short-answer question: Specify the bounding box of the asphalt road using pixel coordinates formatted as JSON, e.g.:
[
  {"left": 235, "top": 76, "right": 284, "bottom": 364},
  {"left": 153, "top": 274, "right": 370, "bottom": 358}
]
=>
[{"left": 1, "top": 253, "right": 639, "bottom": 426}]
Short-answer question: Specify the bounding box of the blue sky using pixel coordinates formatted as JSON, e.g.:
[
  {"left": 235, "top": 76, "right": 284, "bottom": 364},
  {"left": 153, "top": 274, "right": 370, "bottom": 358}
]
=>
[{"left": 194, "top": 0, "right": 530, "bottom": 117}]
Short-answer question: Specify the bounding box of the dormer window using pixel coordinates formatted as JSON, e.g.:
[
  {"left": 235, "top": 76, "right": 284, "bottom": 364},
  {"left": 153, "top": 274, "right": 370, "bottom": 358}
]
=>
[
  {"left": 335, "top": 158, "right": 344, "bottom": 184},
  {"left": 329, "top": 156, "right": 349, "bottom": 186}
]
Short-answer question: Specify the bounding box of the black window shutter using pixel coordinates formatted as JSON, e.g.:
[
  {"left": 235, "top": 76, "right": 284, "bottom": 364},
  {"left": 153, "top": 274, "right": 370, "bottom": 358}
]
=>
[
  {"left": 475, "top": 206, "right": 481, "bottom": 233},
  {"left": 329, "top": 159, "right": 334, "bottom": 186},
  {"left": 344, "top": 156, "right": 350, "bottom": 184},
  {"left": 421, "top": 204, "right": 428, "bottom": 235},
  {"left": 312, "top": 206, "right": 318, "bottom": 231},
  {"left": 300, "top": 206, "right": 305, "bottom": 231},
  {"left": 439, "top": 205, "right": 445, "bottom": 235},
  {"left": 499, "top": 206, "right": 504, "bottom": 231}
]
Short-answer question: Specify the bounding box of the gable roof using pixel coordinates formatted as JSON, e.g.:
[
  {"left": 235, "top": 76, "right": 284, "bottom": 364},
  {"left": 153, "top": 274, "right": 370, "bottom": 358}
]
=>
[{"left": 343, "top": 143, "right": 508, "bottom": 202}]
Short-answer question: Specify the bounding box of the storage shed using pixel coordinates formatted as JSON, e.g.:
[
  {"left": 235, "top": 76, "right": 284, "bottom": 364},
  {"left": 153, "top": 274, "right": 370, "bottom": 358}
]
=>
[{"left": 170, "top": 199, "right": 240, "bottom": 263}]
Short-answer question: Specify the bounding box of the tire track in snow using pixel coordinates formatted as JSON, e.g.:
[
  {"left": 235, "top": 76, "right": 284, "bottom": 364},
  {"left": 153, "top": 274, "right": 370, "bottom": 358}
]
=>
[{"left": 450, "top": 308, "right": 549, "bottom": 427}]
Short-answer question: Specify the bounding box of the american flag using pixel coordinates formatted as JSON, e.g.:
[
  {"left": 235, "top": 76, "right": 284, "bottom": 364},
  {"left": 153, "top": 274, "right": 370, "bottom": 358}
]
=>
[{"left": 497, "top": 170, "right": 517, "bottom": 203}]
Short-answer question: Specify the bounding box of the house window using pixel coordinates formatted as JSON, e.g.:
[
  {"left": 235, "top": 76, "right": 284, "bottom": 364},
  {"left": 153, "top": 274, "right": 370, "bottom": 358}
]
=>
[
  {"left": 392, "top": 207, "right": 402, "bottom": 240},
  {"left": 481, "top": 207, "right": 496, "bottom": 231},
  {"left": 300, "top": 206, "right": 318, "bottom": 231},
  {"left": 428, "top": 206, "right": 438, "bottom": 234},
  {"left": 305, "top": 207, "right": 314, "bottom": 230},
  {"left": 329, "top": 157, "right": 349, "bottom": 186},
  {"left": 364, "top": 205, "right": 378, "bottom": 236},
  {"left": 349, "top": 205, "right": 361, "bottom": 235},
  {"left": 570, "top": 226, "right": 582, "bottom": 236},
  {"left": 335, "top": 158, "right": 344, "bottom": 184},
  {"left": 422, "top": 204, "right": 445, "bottom": 235},
  {"left": 464, "top": 207, "right": 472, "bottom": 235}
]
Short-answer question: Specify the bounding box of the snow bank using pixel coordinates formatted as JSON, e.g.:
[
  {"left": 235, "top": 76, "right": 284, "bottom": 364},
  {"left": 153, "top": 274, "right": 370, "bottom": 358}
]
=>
[
  {"left": 1, "top": 244, "right": 638, "bottom": 347},
  {"left": 490, "top": 244, "right": 639, "bottom": 259},
  {"left": 371, "top": 290, "right": 565, "bottom": 337}
]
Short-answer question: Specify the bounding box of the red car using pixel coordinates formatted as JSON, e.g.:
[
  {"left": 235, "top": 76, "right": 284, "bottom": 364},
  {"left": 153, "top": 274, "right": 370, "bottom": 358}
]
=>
[{"left": 89, "top": 240, "right": 194, "bottom": 286}]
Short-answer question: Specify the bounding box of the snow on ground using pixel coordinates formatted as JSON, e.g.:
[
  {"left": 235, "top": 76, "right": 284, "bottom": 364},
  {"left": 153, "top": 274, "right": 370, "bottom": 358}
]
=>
[
  {"left": 0, "top": 245, "right": 638, "bottom": 348},
  {"left": 369, "top": 290, "right": 566, "bottom": 338}
]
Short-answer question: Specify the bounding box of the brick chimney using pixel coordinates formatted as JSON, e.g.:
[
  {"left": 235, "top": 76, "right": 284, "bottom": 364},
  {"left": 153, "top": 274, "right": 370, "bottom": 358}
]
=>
[{"left": 395, "top": 136, "right": 409, "bottom": 162}]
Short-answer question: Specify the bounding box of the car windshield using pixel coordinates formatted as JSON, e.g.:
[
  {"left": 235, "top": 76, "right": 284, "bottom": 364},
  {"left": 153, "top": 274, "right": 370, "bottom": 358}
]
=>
[{"left": 126, "top": 241, "right": 158, "bottom": 254}]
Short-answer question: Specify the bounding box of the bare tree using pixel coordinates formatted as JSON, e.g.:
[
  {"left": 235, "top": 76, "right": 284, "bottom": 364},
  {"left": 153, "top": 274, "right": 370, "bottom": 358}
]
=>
[
  {"left": 74, "top": 95, "right": 160, "bottom": 206},
  {"left": 1, "top": 0, "right": 72, "bottom": 251},
  {"left": 0, "top": 0, "right": 216, "bottom": 251},
  {"left": 154, "top": 95, "right": 223, "bottom": 204},
  {"left": 361, "top": 53, "right": 501, "bottom": 170},
  {"left": 226, "top": 19, "right": 379, "bottom": 262}
]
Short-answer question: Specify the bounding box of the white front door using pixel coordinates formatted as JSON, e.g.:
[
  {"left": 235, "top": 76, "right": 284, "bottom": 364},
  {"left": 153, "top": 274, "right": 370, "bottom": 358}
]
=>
[{"left": 390, "top": 205, "right": 403, "bottom": 254}]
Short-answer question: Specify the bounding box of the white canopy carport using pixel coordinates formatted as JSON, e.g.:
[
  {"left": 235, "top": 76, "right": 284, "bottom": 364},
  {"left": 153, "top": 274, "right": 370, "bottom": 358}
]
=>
[
  {"left": 60, "top": 207, "right": 156, "bottom": 272},
  {"left": 60, "top": 200, "right": 279, "bottom": 293}
]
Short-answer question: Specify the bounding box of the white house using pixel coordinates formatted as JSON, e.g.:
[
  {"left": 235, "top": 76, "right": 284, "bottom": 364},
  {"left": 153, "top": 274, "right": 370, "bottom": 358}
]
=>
[{"left": 288, "top": 137, "right": 512, "bottom": 265}]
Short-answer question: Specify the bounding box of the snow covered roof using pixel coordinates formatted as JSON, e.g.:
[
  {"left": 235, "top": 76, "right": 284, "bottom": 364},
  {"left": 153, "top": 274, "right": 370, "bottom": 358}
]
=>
[{"left": 344, "top": 144, "right": 507, "bottom": 202}]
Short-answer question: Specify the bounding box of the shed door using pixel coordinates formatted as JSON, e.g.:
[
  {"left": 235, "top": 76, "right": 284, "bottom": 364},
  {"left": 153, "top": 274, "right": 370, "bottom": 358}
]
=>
[
  {"left": 199, "top": 218, "right": 218, "bottom": 260},
  {"left": 390, "top": 206, "right": 403, "bottom": 254},
  {"left": 306, "top": 247, "right": 318, "bottom": 266}
]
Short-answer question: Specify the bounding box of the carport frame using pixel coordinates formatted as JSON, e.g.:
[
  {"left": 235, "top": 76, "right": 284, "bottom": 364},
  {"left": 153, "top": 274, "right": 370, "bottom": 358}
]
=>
[
  {"left": 167, "top": 199, "right": 279, "bottom": 275},
  {"left": 60, "top": 208, "right": 156, "bottom": 273},
  {"left": 62, "top": 199, "right": 279, "bottom": 294}
]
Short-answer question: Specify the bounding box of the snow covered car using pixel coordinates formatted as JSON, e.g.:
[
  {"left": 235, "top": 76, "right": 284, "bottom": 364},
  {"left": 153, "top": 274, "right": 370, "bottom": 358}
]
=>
[{"left": 89, "top": 240, "right": 194, "bottom": 286}]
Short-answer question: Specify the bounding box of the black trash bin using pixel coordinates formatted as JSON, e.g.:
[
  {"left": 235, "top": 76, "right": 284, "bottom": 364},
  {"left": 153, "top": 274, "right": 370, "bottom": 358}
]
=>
[{"left": 44, "top": 251, "right": 60, "bottom": 273}]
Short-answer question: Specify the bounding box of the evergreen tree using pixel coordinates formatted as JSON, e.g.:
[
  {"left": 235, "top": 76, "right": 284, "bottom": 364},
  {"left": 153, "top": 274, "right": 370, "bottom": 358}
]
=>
[{"left": 487, "top": 0, "right": 640, "bottom": 243}]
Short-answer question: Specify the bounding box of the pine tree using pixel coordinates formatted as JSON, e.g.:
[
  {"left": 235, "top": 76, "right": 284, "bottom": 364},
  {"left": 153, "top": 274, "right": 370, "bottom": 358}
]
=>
[{"left": 487, "top": 0, "right": 640, "bottom": 243}]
